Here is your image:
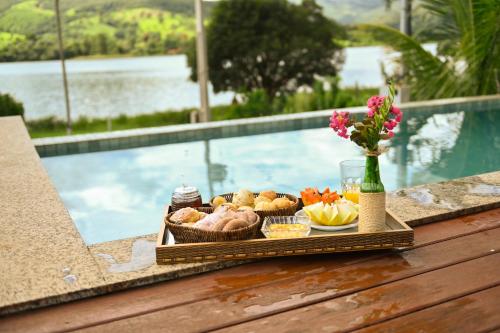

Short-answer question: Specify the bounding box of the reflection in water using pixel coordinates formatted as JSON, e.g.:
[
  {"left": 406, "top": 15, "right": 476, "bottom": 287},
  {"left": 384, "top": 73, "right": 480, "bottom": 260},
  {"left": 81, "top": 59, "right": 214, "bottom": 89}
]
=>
[
  {"left": 205, "top": 140, "right": 228, "bottom": 198},
  {"left": 427, "top": 110, "right": 499, "bottom": 179},
  {"left": 388, "top": 108, "right": 500, "bottom": 187},
  {"left": 42, "top": 108, "right": 500, "bottom": 244}
]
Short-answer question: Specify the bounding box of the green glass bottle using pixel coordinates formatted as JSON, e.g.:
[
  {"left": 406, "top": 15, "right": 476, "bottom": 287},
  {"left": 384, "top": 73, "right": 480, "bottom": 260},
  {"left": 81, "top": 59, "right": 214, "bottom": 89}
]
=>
[{"left": 361, "top": 155, "right": 385, "bottom": 193}]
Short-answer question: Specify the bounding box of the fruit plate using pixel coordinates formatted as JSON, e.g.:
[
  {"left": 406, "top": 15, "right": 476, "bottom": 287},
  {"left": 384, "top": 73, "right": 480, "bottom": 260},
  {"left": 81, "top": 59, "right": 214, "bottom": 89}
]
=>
[
  {"left": 311, "top": 220, "right": 358, "bottom": 231},
  {"left": 156, "top": 205, "right": 414, "bottom": 265}
]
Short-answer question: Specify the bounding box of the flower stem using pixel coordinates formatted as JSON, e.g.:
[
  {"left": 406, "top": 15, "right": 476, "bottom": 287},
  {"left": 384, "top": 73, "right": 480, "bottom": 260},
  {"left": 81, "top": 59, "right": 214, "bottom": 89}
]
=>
[{"left": 361, "top": 155, "right": 385, "bottom": 193}]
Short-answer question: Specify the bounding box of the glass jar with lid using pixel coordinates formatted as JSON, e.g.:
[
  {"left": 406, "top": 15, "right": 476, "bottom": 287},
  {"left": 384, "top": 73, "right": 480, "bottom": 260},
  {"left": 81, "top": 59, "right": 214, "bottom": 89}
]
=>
[{"left": 171, "top": 185, "right": 202, "bottom": 211}]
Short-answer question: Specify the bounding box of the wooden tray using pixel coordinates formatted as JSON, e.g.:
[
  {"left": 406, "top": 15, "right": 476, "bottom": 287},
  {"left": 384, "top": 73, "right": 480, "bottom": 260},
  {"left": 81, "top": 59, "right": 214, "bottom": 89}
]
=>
[{"left": 156, "top": 205, "right": 414, "bottom": 264}]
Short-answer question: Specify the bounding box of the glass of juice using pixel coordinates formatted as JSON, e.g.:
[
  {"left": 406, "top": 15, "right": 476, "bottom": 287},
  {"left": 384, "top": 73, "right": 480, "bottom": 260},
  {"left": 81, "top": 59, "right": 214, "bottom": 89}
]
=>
[{"left": 339, "top": 160, "right": 365, "bottom": 204}]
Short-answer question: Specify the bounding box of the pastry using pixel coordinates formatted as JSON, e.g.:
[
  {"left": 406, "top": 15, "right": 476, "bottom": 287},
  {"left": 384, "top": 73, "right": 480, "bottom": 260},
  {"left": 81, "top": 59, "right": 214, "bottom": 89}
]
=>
[
  {"left": 259, "top": 190, "right": 277, "bottom": 201},
  {"left": 170, "top": 207, "right": 203, "bottom": 224},
  {"left": 194, "top": 207, "right": 232, "bottom": 230},
  {"left": 239, "top": 210, "right": 259, "bottom": 224},
  {"left": 187, "top": 204, "right": 259, "bottom": 233},
  {"left": 217, "top": 203, "right": 238, "bottom": 211},
  {"left": 237, "top": 206, "right": 254, "bottom": 211},
  {"left": 254, "top": 195, "right": 271, "bottom": 205},
  {"left": 255, "top": 201, "right": 277, "bottom": 211},
  {"left": 232, "top": 189, "right": 254, "bottom": 207},
  {"left": 211, "top": 217, "right": 235, "bottom": 231},
  {"left": 273, "top": 197, "right": 293, "bottom": 209},
  {"left": 212, "top": 196, "right": 227, "bottom": 208},
  {"left": 222, "top": 219, "right": 249, "bottom": 231}
]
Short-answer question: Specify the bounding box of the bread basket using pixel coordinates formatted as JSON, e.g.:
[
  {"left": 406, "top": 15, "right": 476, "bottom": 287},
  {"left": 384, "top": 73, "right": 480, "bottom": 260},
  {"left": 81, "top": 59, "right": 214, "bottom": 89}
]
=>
[
  {"left": 165, "top": 207, "right": 261, "bottom": 243},
  {"left": 210, "top": 192, "right": 299, "bottom": 219}
]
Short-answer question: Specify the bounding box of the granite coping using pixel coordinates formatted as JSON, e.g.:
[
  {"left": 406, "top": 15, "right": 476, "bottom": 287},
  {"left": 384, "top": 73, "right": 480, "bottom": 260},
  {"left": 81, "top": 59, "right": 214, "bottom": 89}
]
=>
[
  {"left": 88, "top": 234, "right": 250, "bottom": 290},
  {"left": 1, "top": 115, "right": 500, "bottom": 316},
  {"left": 387, "top": 171, "right": 500, "bottom": 227},
  {"left": 0, "top": 117, "right": 106, "bottom": 315}
]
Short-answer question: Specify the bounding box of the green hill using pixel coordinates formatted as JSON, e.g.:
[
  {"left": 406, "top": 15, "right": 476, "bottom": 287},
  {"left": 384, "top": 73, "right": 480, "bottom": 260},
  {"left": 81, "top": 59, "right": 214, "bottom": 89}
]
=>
[
  {"left": 0, "top": 1, "right": 54, "bottom": 35},
  {"left": 0, "top": 0, "right": 195, "bottom": 61},
  {"left": 0, "top": 0, "right": 426, "bottom": 62}
]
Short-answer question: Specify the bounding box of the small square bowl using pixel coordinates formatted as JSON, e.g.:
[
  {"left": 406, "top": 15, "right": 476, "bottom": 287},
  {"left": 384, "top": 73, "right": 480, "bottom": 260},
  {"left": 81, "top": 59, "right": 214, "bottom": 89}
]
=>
[{"left": 261, "top": 216, "right": 311, "bottom": 239}]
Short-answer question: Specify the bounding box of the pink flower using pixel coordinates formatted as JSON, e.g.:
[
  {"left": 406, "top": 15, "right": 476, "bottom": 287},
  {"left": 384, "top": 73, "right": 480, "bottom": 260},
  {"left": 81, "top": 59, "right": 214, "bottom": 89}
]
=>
[
  {"left": 367, "top": 96, "right": 385, "bottom": 111},
  {"left": 387, "top": 131, "right": 395, "bottom": 138},
  {"left": 390, "top": 106, "right": 401, "bottom": 115},
  {"left": 329, "top": 111, "right": 350, "bottom": 139},
  {"left": 367, "top": 109, "right": 375, "bottom": 117},
  {"left": 384, "top": 120, "right": 397, "bottom": 131},
  {"left": 395, "top": 112, "right": 403, "bottom": 122},
  {"left": 391, "top": 106, "right": 403, "bottom": 121}
]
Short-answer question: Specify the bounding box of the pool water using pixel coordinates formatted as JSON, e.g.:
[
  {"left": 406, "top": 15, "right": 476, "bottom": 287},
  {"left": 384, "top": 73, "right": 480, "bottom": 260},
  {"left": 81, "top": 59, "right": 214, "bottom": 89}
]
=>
[{"left": 42, "top": 108, "right": 500, "bottom": 244}]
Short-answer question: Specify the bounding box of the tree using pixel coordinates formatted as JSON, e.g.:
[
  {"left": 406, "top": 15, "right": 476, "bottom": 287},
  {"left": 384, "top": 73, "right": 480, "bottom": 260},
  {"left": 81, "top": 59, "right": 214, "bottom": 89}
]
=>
[
  {"left": 187, "top": 0, "right": 345, "bottom": 99},
  {"left": 363, "top": 0, "right": 500, "bottom": 100}
]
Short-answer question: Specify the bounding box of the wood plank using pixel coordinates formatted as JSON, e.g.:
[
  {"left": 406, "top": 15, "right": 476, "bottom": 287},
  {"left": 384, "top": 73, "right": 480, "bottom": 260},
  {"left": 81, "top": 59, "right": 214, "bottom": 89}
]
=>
[
  {"left": 1, "top": 209, "right": 499, "bottom": 333},
  {"left": 214, "top": 253, "right": 500, "bottom": 333},
  {"left": 73, "top": 227, "right": 500, "bottom": 333},
  {"left": 412, "top": 208, "right": 500, "bottom": 246},
  {"left": 354, "top": 285, "right": 500, "bottom": 333}
]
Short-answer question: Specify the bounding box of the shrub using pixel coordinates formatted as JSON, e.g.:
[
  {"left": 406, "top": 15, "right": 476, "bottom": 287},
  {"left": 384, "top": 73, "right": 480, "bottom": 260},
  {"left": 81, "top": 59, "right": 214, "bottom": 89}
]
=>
[
  {"left": 212, "top": 90, "right": 276, "bottom": 120},
  {"left": 26, "top": 116, "right": 65, "bottom": 132},
  {"left": 0, "top": 92, "right": 24, "bottom": 118}
]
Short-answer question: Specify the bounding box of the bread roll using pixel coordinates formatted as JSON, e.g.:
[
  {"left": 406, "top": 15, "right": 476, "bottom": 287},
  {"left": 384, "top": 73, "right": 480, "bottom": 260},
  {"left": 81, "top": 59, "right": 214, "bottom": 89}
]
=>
[
  {"left": 255, "top": 201, "right": 277, "bottom": 211},
  {"left": 170, "top": 207, "right": 203, "bottom": 224},
  {"left": 273, "top": 197, "right": 292, "bottom": 209},
  {"left": 212, "top": 196, "right": 227, "bottom": 208},
  {"left": 232, "top": 189, "right": 254, "bottom": 207},
  {"left": 222, "top": 219, "right": 249, "bottom": 231},
  {"left": 259, "top": 190, "right": 277, "bottom": 201},
  {"left": 215, "top": 203, "right": 238, "bottom": 212},
  {"left": 211, "top": 217, "right": 234, "bottom": 231},
  {"left": 194, "top": 208, "right": 228, "bottom": 230},
  {"left": 254, "top": 196, "right": 271, "bottom": 205},
  {"left": 243, "top": 211, "right": 259, "bottom": 224}
]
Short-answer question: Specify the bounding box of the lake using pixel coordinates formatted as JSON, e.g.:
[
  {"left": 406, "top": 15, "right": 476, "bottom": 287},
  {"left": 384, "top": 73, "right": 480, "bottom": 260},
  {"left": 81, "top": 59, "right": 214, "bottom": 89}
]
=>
[{"left": 0, "top": 45, "right": 435, "bottom": 120}]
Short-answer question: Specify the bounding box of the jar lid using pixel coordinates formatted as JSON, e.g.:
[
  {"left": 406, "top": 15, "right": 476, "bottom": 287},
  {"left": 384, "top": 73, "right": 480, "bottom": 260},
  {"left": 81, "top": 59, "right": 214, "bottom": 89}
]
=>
[{"left": 173, "top": 185, "right": 199, "bottom": 196}]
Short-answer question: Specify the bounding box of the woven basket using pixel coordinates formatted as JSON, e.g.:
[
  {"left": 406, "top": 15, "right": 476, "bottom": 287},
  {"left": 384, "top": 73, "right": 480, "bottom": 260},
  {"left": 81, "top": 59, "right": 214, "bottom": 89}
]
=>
[
  {"left": 210, "top": 192, "right": 299, "bottom": 219},
  {"left": 165, "top": 207, "right": 261, "bottom": 243}
]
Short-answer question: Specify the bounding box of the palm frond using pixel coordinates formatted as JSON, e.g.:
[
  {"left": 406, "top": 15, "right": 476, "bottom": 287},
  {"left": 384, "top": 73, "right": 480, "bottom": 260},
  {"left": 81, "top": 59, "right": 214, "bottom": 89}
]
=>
[
  {"left": 460, "top": 0, "right": 500, "bottom": 95},
  {"left": 362, "top": 0, "right": 500, "bottom": 99},
  {"left": 360, "top": 24, "right": 458, "bottom": 100}
]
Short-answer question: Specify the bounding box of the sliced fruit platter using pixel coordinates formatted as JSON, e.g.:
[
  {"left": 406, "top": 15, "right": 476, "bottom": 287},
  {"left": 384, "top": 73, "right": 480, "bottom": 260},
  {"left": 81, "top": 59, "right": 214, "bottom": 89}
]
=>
[
  {"left": 298, "top": 187, "right": 359, "bottom": 230},
  {"left": 298, "top": 187, "right": 360, "bottom": 231}
]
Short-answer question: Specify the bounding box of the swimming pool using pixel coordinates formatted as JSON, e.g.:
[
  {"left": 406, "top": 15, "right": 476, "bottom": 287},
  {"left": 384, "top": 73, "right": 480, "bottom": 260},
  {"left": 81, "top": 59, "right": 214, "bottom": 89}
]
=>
[{"left": 42, "top": 107, "right": 500, "bottom": 244}]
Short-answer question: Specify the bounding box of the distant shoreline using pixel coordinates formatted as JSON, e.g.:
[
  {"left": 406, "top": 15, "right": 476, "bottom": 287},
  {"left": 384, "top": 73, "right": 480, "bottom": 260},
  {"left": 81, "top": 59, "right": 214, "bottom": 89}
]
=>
[
  {"left": 0, "top": 52, "right": 186, "bottom": 64},
  {"left": 0, "top": 45, "right": 389, "bottom": 64}
]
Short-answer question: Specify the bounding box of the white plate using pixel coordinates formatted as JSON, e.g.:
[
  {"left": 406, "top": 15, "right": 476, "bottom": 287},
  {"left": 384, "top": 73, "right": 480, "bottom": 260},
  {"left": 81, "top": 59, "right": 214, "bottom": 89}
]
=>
[
  {"left": 295, "top": 209, "right": 359, "bottom": 231},
  {"left": 310, "top": 219, "right": 358, "bottom": 231}
]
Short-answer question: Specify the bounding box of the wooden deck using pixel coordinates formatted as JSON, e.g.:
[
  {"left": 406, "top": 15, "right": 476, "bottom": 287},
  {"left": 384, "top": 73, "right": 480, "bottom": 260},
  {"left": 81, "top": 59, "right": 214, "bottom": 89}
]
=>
[{"left": 1, "top": 208, "right": 500, "bottom": 333}]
